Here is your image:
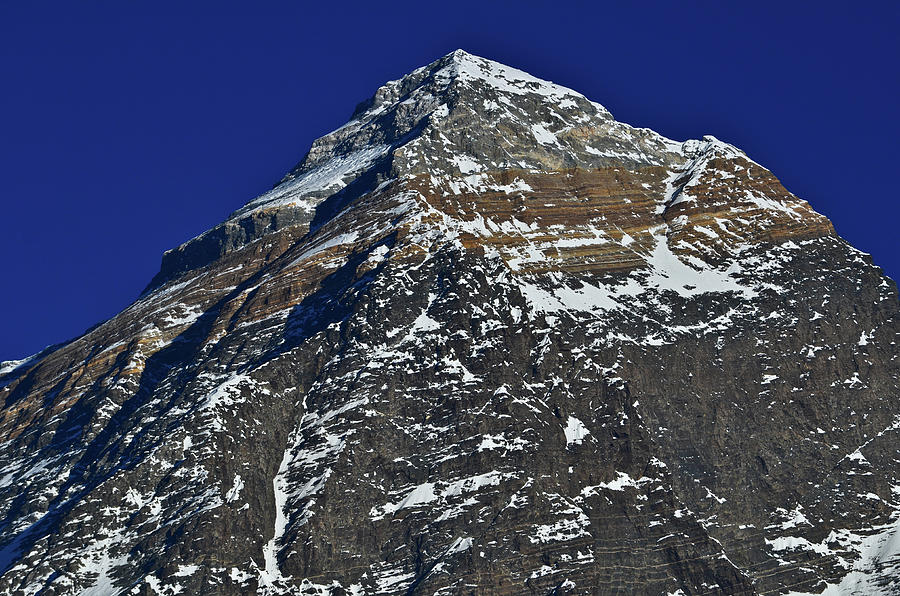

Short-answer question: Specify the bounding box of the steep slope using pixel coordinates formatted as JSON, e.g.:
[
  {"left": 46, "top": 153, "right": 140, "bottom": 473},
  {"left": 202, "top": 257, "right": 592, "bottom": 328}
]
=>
[{"left": 1, "top": 50, "right": 898, "bottom": 596}]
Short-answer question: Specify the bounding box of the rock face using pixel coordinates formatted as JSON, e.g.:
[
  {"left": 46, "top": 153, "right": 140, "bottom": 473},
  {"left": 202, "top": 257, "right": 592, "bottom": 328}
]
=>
[{"left": 1, "top": 50, "right": 898, "bottom": 595}]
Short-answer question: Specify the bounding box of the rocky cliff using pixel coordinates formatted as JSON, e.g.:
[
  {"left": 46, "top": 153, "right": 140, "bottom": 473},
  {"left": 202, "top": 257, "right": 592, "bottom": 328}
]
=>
[{"left": 1, "top": 50, "right": 898, "bottom": 595}]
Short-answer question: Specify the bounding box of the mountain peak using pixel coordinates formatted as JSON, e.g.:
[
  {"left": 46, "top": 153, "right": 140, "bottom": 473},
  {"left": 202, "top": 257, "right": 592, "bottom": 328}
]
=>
[
  {"left": 234, "top": 49, "right": 680, "bottom": 216},
  {"left": 3, "top": 49, "right": 897, "bottom": 596},
  {"left": 444, "top": 47, "right": 476, "bottom": 63},
  {"left": 447, "top": 47, "right": 473, "bottom": 60},
  {"left": 144, "top": 51, "right": 822, "bottom": 294},
  {"left": 343, "top": 48, "right": 607, "bottom": 132},
  {"left": 431, "top": 48, "right": 586, "bottom": 101}
]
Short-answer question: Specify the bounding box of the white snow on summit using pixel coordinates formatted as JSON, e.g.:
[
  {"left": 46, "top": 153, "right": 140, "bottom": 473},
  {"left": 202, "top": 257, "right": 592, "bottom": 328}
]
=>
[{"left": 435, "top": 49, "right": 593, "bottom": 104}]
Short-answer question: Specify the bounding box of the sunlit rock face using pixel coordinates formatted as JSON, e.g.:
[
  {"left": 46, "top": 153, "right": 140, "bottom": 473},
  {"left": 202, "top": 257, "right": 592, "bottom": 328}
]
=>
[{"left": 1, "top": 50, "right": 898, "bottom": 596}]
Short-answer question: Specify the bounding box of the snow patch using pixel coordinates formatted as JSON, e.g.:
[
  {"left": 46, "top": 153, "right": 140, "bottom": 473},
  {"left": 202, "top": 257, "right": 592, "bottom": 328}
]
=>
[{"left": 564, "top": 416, "right": 590, "bottom": 445}]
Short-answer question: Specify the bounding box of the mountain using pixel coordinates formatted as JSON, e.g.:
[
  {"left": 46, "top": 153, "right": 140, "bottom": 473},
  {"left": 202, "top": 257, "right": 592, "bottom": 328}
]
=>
[{"left": 1, "top": 49, "right": 898, "bottom": 595}]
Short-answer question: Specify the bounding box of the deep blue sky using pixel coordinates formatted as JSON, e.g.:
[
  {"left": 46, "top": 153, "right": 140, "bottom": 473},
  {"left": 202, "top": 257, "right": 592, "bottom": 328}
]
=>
[{"left": 1, "top": 2, "right": 897, "bottom": 361}]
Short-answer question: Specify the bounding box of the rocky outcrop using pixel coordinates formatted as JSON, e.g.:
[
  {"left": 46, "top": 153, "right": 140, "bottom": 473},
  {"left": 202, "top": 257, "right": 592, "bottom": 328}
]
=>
[{"left": 1, "top": 50, "right": 898, "bottom": 595}]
